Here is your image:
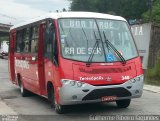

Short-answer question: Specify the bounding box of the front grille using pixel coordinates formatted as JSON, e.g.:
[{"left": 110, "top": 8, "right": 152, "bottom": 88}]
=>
[
  {"left": 82, "top": 87, "right": 131, "bottom": 101},
  {"left": 92, "top": 83, "right": 124, "bottom": 86}
]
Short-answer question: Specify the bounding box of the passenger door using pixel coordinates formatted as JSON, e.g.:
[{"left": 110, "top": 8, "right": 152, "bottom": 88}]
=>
[{"left": 43, "top": 20, "right": 58, "bottom": 93}]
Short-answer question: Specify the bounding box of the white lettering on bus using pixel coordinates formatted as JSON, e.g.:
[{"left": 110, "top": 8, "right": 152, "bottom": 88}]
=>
[
  {"left": 80, "top": 76, "right": 104, "bottom": 81},
  {"left": 63, "top": 20, "right": 114, "bottom": 30},
  {"left": 64, "top": 47, "right": 102, "bottom": 55},
  {"left": 15, "top": 59, "right": 30, "bottom": 70},
  {"left": 122, "top": 76, "right": 130, "bottom": 80}
]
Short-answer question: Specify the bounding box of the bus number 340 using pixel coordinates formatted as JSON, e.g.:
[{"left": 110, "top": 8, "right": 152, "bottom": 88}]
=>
[{"left": 122, "top": 76, "right": 130, "bottom": 80}]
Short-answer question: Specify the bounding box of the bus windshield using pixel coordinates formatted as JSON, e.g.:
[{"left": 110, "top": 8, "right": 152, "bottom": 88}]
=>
[{"left": 58, "top": 18, "right": 138, "bottom": 63}]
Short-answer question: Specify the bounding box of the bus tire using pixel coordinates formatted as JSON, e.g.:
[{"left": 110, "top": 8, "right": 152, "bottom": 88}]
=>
[
  {"left": 50, "top": 87, "right": 65, "bottom": 114},
  {"left": 116, "top": 99, "right": 131, "bottom": 108},
  {"left": 19, "top": 79, "right": 29, "bottom": 97}
]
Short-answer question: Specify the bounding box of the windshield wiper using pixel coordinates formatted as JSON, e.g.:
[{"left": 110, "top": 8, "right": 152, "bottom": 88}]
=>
[
  {"left": 86, "top": 31, "right": 100, "bottom": 67},
  {"left": 86, "top": 20, "right": 108, "bottom": 66},
  {"left": 103, "top": 31, "right": 126, "bottom": 64},
  {"left": 95, "top": 20, "right": 107, "bottom": 62},
  {"left": 81, "top": 25, "right": 89, "bottom": 51}
]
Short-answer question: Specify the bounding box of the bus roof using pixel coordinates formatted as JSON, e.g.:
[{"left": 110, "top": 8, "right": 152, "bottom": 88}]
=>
[{"left": 10, "top": 12, "right": 127, "bottom": 30}]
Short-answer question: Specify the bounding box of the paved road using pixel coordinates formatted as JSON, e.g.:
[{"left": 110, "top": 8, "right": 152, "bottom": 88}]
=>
[{"left": 0, "top": 59, "right": 160, "bottom": 121}]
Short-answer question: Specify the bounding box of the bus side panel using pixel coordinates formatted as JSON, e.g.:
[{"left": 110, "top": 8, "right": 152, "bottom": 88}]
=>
[{"left": 8, "top": 31, "right": 16, "bottom": 84}]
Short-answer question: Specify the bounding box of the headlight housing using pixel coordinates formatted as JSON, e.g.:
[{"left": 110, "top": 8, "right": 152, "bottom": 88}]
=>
[
  {"left": 130, "top": 75, "right": 144, "bottom": 83},
  {"left": 61, "top": 79, "right": 85, "bottom": 88}
]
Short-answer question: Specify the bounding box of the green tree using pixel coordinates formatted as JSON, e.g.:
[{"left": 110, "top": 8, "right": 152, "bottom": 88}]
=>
[
  {"left": 143, "top": 0, "right": 160, "bottom": 23},
  {"left": 69, "top": 0, "right": 96, "bottom": 11},
  {"left": 69, "top": 0, "right": 149, "bottom": 20}
]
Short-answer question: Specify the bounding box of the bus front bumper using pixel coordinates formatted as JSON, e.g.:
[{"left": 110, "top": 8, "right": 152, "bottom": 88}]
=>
[{"left": 59, "top": 75, "right": 144, "bottom": 105}]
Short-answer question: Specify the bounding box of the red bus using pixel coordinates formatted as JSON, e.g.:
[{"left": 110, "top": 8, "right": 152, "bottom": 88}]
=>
[{"left": 9, "top": 12, "right": 144, "bottom": 114}]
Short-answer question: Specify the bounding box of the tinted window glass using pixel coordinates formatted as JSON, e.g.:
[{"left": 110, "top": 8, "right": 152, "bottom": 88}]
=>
[
  {"left": 44, "top": 21, "right": 55, "bottom": 60},
  {"left": 16, "top": 25, "right": 39, "bottom": 54},
  {"left": 31, "top": 26, "right": 39, "bottom": 53},
  {"left": 23, "top": 28, "right": 30, "bottom": 53}
]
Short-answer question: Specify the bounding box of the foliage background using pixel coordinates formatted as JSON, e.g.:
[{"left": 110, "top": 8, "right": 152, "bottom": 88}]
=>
[{"left": 69, "top": 0, "right": 160, "bottom": 24}]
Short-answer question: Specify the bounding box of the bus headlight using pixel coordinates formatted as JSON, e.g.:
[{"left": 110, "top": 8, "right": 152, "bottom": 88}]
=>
[
  {"left": 130, "top": 75, "right": 144, "bottom": 83},
  {"left": 61, "top": 79, "right": 69, "bottom": 84},
  {"left": 135, "top": 75, "right": 144, "bottom": 81},
  {"left": 135, "top": 77, "right": 140, "bottom": 81},
  {"left": 70, "top": 81, "right": 76, "bottom": 86},
  {"left": 77, "top": 82, "right": 84, "bottom": 87},
  {"left": 61, "top": 79, "right": 85, "bottom": 88},
  {"left": 131, "top": 79, "right": 136, "bottom": 83}
]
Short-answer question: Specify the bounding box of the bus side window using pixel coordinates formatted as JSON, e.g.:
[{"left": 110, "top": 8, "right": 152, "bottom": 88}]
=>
[
  {"left": 23, "top": 28, "right": 30, "bottom": 53},
  {"left": 16, "top": 28, "right": 31, "bottom": 53},
  {"left": 16, "top": 31, "right": 20, "bottom": 52},
  {"left": 16, "top": 30, "right": 25, "bottom": 53},
  {"left": 31, "top": 26, "right": 39, "bottom": 53}
]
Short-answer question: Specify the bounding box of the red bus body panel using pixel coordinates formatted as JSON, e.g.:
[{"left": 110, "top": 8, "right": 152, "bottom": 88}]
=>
[{"left": 8, "top": 31, "right": 16, "bottom": 84}]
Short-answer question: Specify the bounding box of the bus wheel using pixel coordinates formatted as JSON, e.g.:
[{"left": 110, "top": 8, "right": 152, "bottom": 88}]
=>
[
  {"left": 50, "top": 87, "right": 65, "bottom": 114},
  {"left": 19, "top": 79, "right": 29, "bottom": 97},
  {"left": 116, "top": 99, "right": 131, "bottom": 108}
]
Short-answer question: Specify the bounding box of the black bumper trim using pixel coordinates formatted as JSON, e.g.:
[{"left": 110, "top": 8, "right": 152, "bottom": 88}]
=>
[{"left": 82, "top": 87, "right": 132, "bottom": 101}]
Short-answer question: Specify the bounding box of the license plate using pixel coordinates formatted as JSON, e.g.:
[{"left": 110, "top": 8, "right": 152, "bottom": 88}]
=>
[{"left": 101, "top": 96, "right": 117, "bottom": 102}]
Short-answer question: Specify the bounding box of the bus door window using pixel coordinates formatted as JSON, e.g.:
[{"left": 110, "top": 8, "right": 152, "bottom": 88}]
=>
[{"left": 44, "top": 20, "right": 57, "bottom": 62}]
